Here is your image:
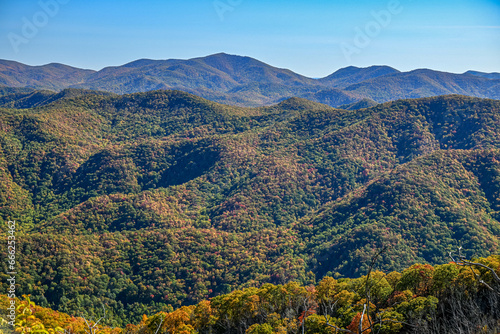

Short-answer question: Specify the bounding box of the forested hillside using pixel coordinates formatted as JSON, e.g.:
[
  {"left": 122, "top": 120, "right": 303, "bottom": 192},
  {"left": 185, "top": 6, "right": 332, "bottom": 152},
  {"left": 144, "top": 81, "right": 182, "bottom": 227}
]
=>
[
  {"left": 3, "top": 255, "right": 500, "bottom": 333},
  {"left": 0, "top": 90, "right": 500, "bottom": 326}
]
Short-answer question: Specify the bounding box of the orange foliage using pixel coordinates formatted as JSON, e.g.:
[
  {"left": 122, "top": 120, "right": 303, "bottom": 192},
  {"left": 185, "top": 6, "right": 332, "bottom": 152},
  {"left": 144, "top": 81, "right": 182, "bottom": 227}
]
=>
[{"left": 347, "top": 312, "right": 372, "bottom": 334}]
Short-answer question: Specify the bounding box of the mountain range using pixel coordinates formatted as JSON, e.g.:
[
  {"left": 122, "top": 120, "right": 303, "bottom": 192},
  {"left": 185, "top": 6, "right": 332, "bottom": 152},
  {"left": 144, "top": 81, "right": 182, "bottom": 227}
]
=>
[
  {"left": 1, "top": 53, "right": 499, "bottom": 107},
  {"left": 0, "top": 88, "right": 500, "bottom": 324}
]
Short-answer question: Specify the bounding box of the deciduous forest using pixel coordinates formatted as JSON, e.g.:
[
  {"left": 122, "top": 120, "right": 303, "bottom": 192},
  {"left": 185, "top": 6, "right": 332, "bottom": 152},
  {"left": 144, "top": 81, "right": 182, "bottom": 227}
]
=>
[{"left": 0, "top": 89, "right": 499, "bottom": 332}]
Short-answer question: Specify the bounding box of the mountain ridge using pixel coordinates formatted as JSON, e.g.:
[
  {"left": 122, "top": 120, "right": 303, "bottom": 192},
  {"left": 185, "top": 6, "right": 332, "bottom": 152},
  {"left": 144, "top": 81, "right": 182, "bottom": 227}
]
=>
[{"left": 1, "top": 53, "right": 499, "bottom": 108}]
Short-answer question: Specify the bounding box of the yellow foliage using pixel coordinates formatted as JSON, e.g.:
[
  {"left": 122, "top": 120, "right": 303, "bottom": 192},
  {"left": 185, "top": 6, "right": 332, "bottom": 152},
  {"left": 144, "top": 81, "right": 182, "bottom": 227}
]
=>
[
  {"left": 334, "top": 290, "right": 356, "bottom": 308},
  {"left": 385, "top": 272, "right": 402, "bottom": 289},
  {"left": 354, "top": 299, "right": 376, "bottom": 314},
  {"left": 148, "top": 306, "right": 196, "bottom": 334},
  {"left": 374, "top": 310, "right": 404, "bottom": 334},
  {"left": 192, "top": 300, "right": 216, "bottom": 329},
  {"left": 316, "top": 276, "right": 337, "bottom": 302}
]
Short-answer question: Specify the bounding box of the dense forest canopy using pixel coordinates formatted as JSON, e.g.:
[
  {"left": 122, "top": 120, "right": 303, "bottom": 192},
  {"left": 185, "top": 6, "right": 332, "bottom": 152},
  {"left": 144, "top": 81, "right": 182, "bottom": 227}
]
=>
[
  {"left": 0, "top": 89, "right": 499, "bottom": 327},
  {"left": 2, "top": 255, "right": 500, "bottom": 333}
]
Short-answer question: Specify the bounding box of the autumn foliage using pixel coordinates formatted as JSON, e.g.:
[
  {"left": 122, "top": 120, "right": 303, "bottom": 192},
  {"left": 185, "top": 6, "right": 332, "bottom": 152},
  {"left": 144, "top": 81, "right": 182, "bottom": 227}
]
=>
[{"left": 1, "top": 256, "right": 499, "bottom": 333}]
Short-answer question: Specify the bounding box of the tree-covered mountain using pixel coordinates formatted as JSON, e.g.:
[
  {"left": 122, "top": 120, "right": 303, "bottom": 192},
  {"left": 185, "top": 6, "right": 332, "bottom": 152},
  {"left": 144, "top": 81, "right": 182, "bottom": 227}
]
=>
[
  {"left": 0, "top": 60, "right": 95, "bottom": 90},
  {"left": 317, "top": 65, "right": 400, "bottom": 87},
  {"left": 1, "top": 54, "right": 499, "bottom": 108},
  {"left": 0, "top": 90, "right": 499, "bottom": 326},
  {"left": 344, "top": 69, "right": 500, "bottom": 103},
  {"left": 0, "top": 87, "right": 115, "bottom": 109},
  {"left": 465, "top": 70, "right": 500, "bottom": 80},
  {"left": 80, "top": 53, "right": 318, "bottom": 93},
  {"left": 339, "top": 98, "right": 379, "bottom": 110}
]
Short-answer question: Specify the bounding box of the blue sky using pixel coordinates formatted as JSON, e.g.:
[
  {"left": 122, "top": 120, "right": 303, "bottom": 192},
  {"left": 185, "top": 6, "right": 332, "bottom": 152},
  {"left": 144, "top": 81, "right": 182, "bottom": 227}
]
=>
[{"left": 0, "top": 0, "right": 499, "bottom": 77}]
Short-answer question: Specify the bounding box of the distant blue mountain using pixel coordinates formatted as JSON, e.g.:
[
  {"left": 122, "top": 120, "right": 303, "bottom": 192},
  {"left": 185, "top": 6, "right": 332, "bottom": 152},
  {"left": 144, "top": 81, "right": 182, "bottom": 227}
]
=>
[
  {"left": 465, "top": 70, "right": 500, "bottom": 80},
  {"left": 1, "top": 54, "right": 499, "bottom": 108}
]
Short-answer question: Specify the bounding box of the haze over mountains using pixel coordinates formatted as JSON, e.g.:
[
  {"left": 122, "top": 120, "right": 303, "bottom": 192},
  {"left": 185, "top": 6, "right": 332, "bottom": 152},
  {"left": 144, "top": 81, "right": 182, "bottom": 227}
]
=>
[{"left": 1, "top": 53, "right": 499, "bottom": 108}]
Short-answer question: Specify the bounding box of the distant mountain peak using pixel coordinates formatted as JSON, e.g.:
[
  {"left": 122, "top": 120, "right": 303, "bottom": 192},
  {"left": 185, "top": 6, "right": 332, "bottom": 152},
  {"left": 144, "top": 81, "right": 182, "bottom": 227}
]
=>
[
  {"left": 204, "top": 52, "right": 243, "bottom": 58},
  {"left": 121, "top": 58, "right": 166, "bottom": 68},
  {"left": 328, "top": 65, "right": 400, "bottom": 75},
  {"left": 465, "top": 70, "right": 500, "bottom": 80},
  {"left": 319, "top": 65, "right": 400, "bottom": 88},
  {"left": 194, "top": 52, "right": 270, "bottom": 69}
]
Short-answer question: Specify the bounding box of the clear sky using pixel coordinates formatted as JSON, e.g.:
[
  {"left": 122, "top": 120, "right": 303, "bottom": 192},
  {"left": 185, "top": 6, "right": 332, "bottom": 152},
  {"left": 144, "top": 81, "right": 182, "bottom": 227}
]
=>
[{"left": 0, "top": 0, "right": 499, "bottom": 78}]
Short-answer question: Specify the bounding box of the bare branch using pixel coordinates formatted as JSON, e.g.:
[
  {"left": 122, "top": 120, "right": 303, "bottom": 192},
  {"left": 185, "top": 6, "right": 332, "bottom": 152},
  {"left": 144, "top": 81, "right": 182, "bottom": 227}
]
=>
[
  {"left": 449, "top": 249, "right": 500, "bottom": 294},
  {"left": 81, "top": 304, "right": 107, "bottom": 334},
  {"left": 461, "top": 260, "right": 500, "bottom": 285},
  {"left": 154, "top": 315, "right": 164, "bottom": 334},
  {"left": 93, "top": 304, "right": 107, "bottom": 327},
  {"left": 323, "top": 315, "right": 355, "bottom": 334}
]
